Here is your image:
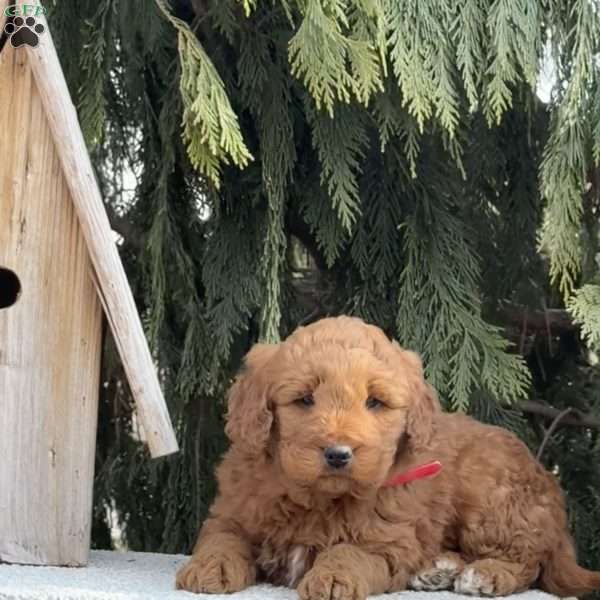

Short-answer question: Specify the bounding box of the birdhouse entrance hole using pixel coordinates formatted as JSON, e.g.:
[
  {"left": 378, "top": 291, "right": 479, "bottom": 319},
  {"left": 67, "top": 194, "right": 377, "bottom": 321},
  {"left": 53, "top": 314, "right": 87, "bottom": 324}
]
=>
[{"left": 0, "top": 267, "right": 21, "bottom": 309}]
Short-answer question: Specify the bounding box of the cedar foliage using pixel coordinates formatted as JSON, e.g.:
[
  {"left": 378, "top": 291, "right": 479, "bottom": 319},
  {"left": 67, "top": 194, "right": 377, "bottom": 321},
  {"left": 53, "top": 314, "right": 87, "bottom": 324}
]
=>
[{"left": 46, "top": 0, "right": 600, "bottom": 577}]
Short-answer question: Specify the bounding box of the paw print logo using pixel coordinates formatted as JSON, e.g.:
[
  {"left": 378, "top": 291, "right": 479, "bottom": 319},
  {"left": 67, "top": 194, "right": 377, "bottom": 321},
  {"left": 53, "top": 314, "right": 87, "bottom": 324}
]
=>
[{"left": 3, "top": 16, "right": 45, "bottom": 48}]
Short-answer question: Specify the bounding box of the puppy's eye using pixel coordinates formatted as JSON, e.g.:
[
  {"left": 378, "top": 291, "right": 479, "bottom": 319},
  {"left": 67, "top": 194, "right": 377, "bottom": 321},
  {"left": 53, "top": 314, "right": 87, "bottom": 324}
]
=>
[
  {"left": 366, "top": 396, "right": 383, "bottom": 410},
  {"left": 294, "top": 394, "right": 314, "bottom": 407}
]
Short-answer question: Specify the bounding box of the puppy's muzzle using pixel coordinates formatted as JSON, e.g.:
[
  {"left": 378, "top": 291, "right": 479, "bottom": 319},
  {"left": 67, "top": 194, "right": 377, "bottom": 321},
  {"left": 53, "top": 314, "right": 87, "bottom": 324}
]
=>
[{"left": 324, "top": 445, "right": 353, "bottom": 469}]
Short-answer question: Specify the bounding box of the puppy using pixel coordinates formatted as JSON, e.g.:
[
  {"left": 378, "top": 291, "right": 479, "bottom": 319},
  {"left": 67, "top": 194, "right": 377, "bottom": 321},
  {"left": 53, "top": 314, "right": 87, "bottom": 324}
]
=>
[{"left": 176, "top": 316, "right": 600, "bottom": 598}]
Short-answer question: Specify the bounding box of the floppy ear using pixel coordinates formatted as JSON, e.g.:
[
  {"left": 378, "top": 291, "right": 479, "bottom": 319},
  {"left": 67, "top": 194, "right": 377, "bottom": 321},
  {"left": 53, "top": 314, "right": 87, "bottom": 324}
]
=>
[
  {"left": 224, "top": 343, "right": 279, "bottom": 454},
  {"left": 392, "top": 345, "right": 440, "bottom": 454},
  {"left": 406, "top": 378, "right": 440, "bottom": 453}
]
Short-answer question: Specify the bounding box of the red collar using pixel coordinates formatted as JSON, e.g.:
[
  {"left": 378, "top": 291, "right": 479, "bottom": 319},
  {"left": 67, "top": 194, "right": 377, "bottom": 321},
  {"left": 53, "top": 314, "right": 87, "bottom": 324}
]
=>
[{"left": 382, "top": 460, "right": 442, "bottom": 487}]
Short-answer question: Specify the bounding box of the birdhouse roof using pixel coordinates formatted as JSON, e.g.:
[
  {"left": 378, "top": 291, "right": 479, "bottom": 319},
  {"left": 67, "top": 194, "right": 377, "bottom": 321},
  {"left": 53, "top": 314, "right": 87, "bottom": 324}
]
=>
[{"left": 0, "top": 1, "right": 177, "bottom": 458}]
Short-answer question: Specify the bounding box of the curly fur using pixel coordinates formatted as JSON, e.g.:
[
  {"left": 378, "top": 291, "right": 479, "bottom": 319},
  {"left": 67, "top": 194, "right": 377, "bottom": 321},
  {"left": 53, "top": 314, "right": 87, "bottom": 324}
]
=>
[{"left": 176, "top": 316, "right": 600, "bottom": 599}]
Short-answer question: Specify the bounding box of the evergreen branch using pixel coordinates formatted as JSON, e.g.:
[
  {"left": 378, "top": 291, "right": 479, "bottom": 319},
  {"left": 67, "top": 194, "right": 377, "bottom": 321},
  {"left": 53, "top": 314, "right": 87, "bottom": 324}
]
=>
[
  {"left": 237, "top": 0, "right": 256, "bottom": 17},
  {"left": 512, "top": 0, "right": 540, "bottom": 88},
  {"left": 432, "top": 37, "right": 460, "bottom": 136},
  {"left": 350, "top": 150, "right": 402, "bottom": 285},
  {"left": 349, "top": 0, "right": 388, "bottom": 78},
  {"left": 484, "top": 0, "right": 519, "bottom": 123},
  {"left": 140, "top": 84, "right": 186, "bottom": 353},
  {"left": 538, "top": 115, "right": 587, "bottom": 299},
  {"left": 369, "top": 87, "right": 423, "bottom": 177},
  {"left": 397, "top": 192, "right": 530, "bottom": 409},
  {"left": 300, "top": 180, "right": 348, "bottom": 267},
  {"left": 568, "top": 284, "right": 600, "bottom": 351},
  {"left": 385, "top": 0, "right": 461, "bottom": 136},
  {"left": 78, "top": 0, "right": 113, "bottom": 147},
  {"left": 454, "top": 0, "right": 484, "bottom": 111},
  {"left": 370, "top": 84, "right": 403, "bottom": 152},
  {"left": 385, "top": 0, "right": 435, "bottom": 130},
  {"left": 593, "top": 81, "right": 600, "bottom": 165},
  {"left": 483, "top": 0, "right": 541, "bottom": 124},
  {"left": 237, "top": 26, "right": 297, "bottom": 341},
  {"left": 204, "top": 0, "right": 241, "bottom": 43},
  {"left": 561, "top": 0, "right": 599, "bottom": 120},
  {"left": 259, "top": 195, "right": 287, "bottom": 343},
  {"left": 254, "top": 64, "right": 296, "bottom": 342},
  {"left": 289, "top": 0, "right": 384, "bottom": 115},
  {"left": 306, "top": 101, "right": 368, "bottom": 233},
  {"left": 538, "top": 1, "right": 599, "bottom": 299},
  {"left": 401, "top": 119, "right": 421, "bottom": 179},
  {"left": 202, "top": 212, "right": 263, "bottom": 359},
  {"left": 155, "top": 0, "right": 253, "bottom": 188}
]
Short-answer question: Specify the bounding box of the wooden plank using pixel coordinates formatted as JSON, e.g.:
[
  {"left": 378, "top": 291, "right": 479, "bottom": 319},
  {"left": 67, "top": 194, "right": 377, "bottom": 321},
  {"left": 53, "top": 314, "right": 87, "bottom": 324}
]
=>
[
  {"left": 0, "top": 0, "right": 7, "bottom": 35},
  {"left": 22, "top": 10, "right": 178, "bottom": 457},
  {"left": 0, "top": 44, "right": 102, "bottom": 566}
]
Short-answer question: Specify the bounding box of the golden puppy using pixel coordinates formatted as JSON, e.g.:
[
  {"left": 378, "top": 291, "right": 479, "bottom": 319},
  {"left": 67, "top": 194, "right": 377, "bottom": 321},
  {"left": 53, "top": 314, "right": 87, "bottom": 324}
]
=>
[{"left": 176, "top": 316, "right": 600, "bottom": 598}]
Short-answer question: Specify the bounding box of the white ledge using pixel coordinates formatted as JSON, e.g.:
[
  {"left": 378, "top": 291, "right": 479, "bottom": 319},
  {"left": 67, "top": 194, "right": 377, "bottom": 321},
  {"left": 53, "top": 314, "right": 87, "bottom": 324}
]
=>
[{"left": 0, "top": 550, "right": 560, "bottom": 600}]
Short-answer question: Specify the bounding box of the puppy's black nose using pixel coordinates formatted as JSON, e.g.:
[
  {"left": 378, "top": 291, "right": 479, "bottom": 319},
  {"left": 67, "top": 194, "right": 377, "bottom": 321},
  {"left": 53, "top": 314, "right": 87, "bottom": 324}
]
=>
[{"left": 324, "top": 445, "right": 353, "bottom": 469}]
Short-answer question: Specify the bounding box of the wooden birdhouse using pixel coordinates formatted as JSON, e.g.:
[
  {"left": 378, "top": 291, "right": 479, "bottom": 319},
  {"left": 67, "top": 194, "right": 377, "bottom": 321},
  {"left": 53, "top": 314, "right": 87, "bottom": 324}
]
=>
[{"left": 0, "top": 2, "right": 178, "bottom": 567}]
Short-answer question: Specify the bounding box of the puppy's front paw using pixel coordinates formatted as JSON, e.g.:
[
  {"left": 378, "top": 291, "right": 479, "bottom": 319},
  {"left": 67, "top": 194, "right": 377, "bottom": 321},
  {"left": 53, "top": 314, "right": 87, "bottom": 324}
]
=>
[
  {"left": 454, "top": 558, "right": 528, "bottom": 597},
  {"left": 175, "top": 552, "right": 254, "bottom": 594},
  {"left": 409, "top": 556, "right": 464, "bottom": 591},
  {"left": 454, "top": 565, "right": 497, "bottom": 596},
  {"left": 297, "top": 565, "right": 368, "bottom": 600}
]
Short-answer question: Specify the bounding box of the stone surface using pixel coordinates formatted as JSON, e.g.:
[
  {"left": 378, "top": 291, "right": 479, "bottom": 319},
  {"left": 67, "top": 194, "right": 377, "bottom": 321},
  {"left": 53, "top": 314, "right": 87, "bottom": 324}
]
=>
[{"left": 0, "top": 550, "right": 561, "bottom": 600}]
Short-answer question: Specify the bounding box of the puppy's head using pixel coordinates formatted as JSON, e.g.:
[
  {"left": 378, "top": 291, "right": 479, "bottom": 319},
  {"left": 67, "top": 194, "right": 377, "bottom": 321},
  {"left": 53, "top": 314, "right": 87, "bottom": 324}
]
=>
[{"left": 225, "top": 316, "right": 439, "bottom": 495}]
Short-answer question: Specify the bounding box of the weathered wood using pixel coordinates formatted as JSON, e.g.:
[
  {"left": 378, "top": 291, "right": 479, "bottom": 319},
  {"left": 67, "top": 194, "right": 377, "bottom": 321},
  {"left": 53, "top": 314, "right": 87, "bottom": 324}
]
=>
[
  {"left": 0, "top": 45, "right": 102, "bottom": 566},
  {"left": 23, "top": 11, "right": 178, "bottom": 457},
  {"left": 0, "top": 0, "right": 7, "bottom": 35}
]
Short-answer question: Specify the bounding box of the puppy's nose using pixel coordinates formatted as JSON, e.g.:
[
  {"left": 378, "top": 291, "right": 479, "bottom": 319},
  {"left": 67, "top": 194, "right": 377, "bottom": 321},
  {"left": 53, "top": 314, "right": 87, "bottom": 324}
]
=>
[{"left": 324, "top": 445, "right": 353, "bottom": 469}]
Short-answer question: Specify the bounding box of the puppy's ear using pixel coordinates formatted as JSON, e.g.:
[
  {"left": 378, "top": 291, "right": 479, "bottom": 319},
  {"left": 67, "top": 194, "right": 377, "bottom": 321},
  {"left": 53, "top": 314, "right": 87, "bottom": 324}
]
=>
[
  {"left": 224, "top": 343, "right": 278, "bottom": 454},
  {"left": 392, "top": 345, "right": 440, "bottom": 454},
  {"left": 406, "top": 379, "right": 440, "bottom": 453}
]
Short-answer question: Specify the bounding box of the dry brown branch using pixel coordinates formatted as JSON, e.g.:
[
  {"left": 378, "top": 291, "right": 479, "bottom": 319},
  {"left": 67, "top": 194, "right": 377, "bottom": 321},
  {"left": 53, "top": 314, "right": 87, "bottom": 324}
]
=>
[{"left": 514, "top": 400, "right": 600, "bottom": 430}]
